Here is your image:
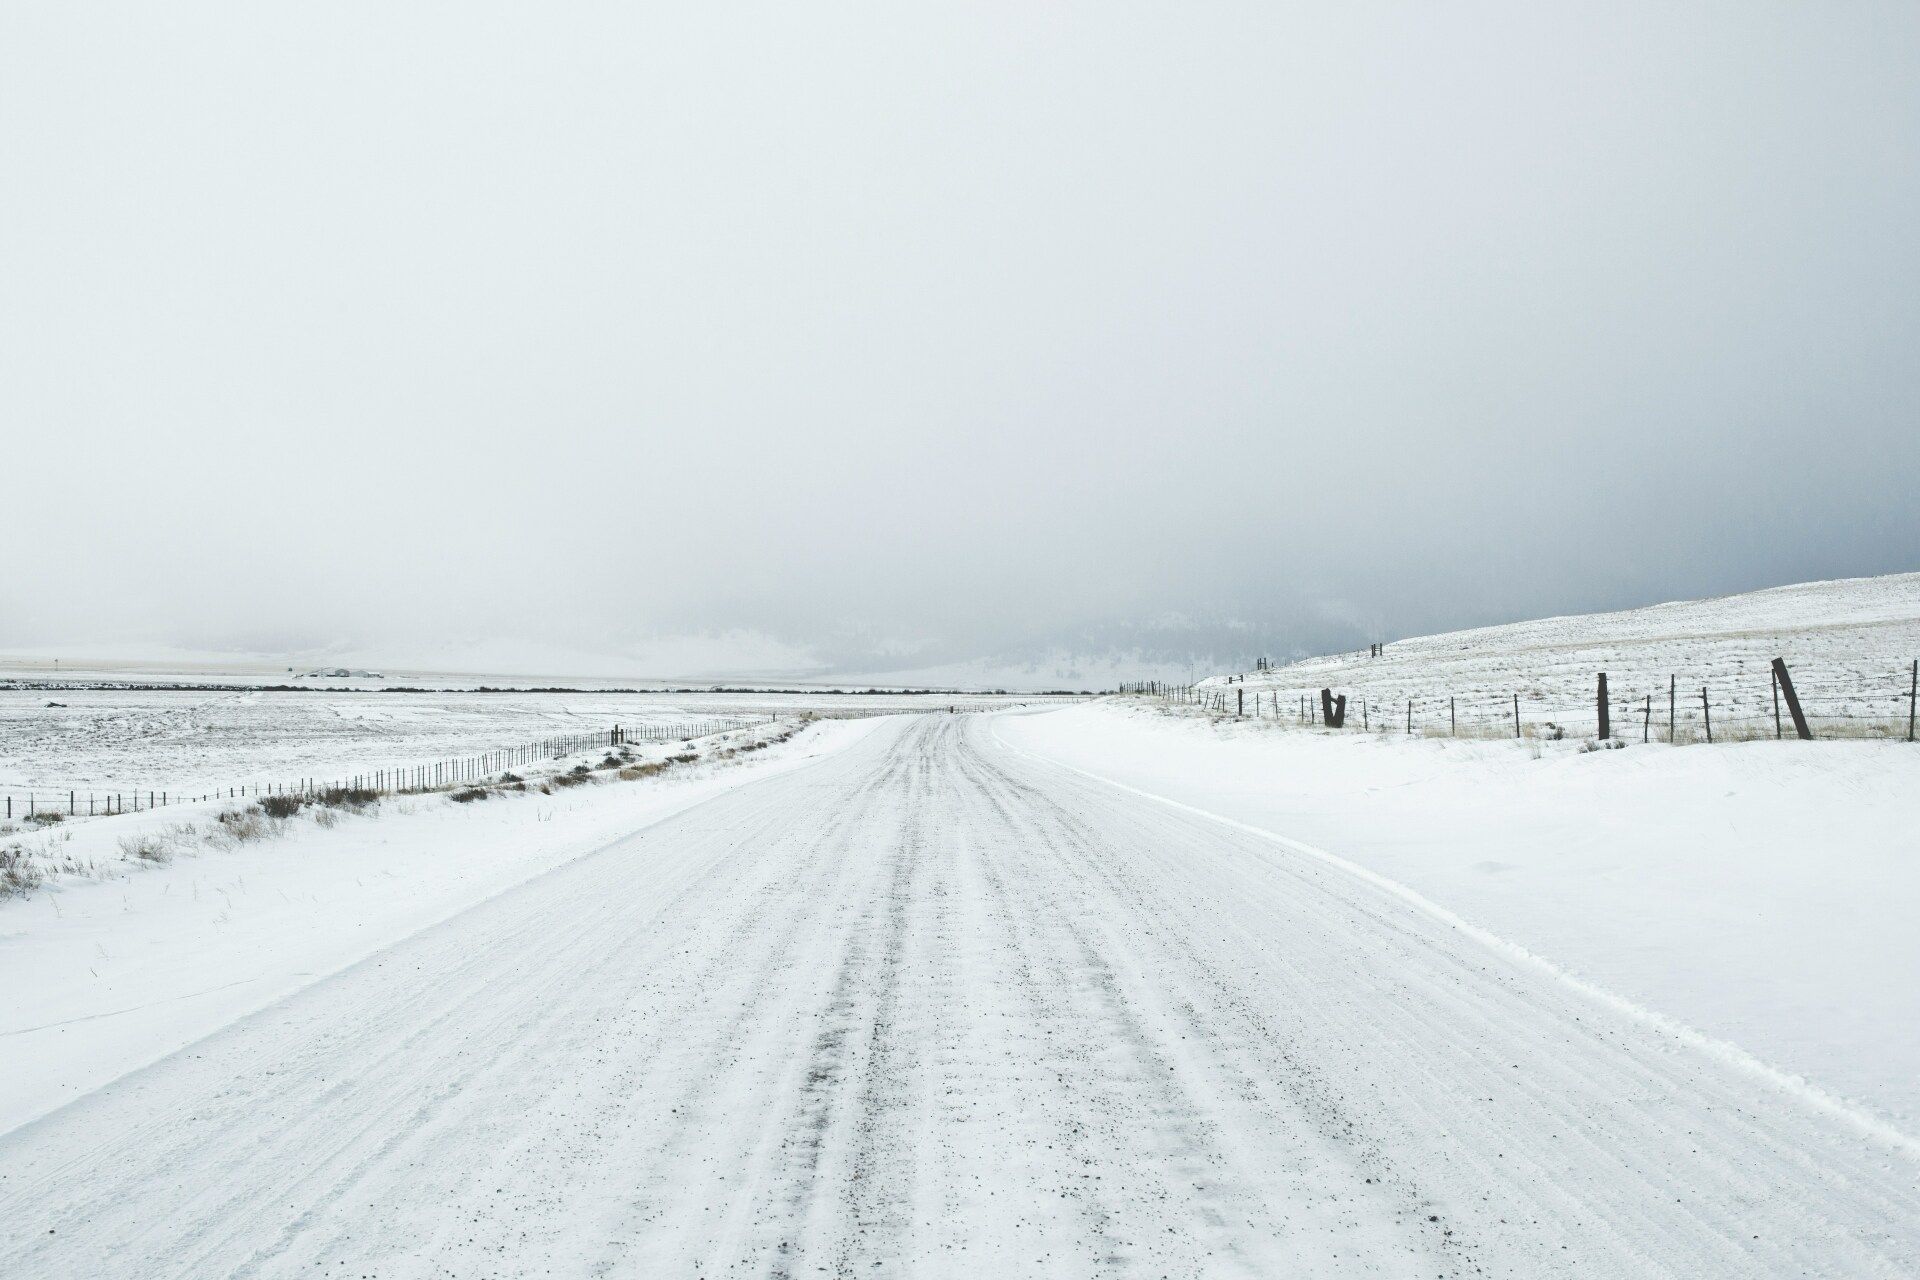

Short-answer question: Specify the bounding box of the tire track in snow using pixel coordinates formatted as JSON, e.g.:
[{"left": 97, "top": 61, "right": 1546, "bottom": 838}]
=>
[
  {"left": 951, "top": 737, "right": 1441, "bottom": 1276},
  {"left": 980, "top": 719, "right": 1920, "bottom": 1276}
]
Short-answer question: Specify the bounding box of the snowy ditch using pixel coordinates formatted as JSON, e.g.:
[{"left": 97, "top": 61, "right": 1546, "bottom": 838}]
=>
[{"left": 0, "top": 715, "right": 779, "bottom": 887}]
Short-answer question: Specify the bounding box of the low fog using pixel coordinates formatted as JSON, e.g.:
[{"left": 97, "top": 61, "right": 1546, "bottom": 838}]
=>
[{"left": 4, "top": 4, "right": 1916, "bottom": 681}]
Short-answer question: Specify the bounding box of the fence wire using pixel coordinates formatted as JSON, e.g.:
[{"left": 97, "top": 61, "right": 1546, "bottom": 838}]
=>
[
  {"left": 1, "top": 716, "right": 768, "bottom": 821},
  {"left": 1124, "top": 658, "right": 1920, "bottom": 745}
]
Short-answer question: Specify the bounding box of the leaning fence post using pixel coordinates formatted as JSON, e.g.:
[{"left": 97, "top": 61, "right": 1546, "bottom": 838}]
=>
[
  {"left": 1596, "top": 672, "right": 1610, "bottom": 740},
  {"left": 1770, "top": 658, "right": 1811, "bottom": 740}
]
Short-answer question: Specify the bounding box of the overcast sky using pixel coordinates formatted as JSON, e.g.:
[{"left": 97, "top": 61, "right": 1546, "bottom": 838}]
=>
[{"left": 4, "top": 3, "right": 1916, "bottom": 680}]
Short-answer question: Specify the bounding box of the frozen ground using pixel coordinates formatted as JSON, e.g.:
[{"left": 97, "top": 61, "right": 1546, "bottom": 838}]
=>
[
  {"left": 1209, "top": 571, "right": 1920, "bottom": 739},
  {"left": 0, "top": 685, "right": 1075, "bottom": 803},
  {"left": 999, "top": 699, "right": 1920, "bottom": 1131},
  {"left": 2, "top": 712, "right": 1913, "bottom": 1277}
]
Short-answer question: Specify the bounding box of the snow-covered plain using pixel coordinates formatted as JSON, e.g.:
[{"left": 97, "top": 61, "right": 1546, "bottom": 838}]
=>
[
  {"left": 1210, "top": 572, "right": 1920, "bottom": 739},
  {"left": 0, "top": 684, "right": 1074, "bottom": 805},
  {"left": 999, "top": 699, "right": 1920, "bottom": 1131}
]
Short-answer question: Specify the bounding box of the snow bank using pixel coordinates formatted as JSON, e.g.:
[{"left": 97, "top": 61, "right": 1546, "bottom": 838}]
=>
[
  {"left": 997, "top": 700, "right": 1920, "bottom": 1131},
  {"left": 0, "top": 717, "right": 884, "bottom": 1136}
]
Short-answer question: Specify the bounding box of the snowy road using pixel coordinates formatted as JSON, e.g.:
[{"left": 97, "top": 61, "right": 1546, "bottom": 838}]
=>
[{"left": 2, "top": 715, "right": 1914, "bottom": 1277}]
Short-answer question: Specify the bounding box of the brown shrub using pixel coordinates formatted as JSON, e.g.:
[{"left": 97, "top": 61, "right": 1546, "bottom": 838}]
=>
[
  {"left": 315, "top": 786, "right": 379, "bottom": 810},
  {"left": 260, "top": 793, "right": 305, "bottom": 819}
]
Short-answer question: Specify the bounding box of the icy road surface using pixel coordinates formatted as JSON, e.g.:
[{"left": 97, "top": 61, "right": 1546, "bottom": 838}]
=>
[{"left": 2, "top": 715, "right": 1914, "bottom": 1277}]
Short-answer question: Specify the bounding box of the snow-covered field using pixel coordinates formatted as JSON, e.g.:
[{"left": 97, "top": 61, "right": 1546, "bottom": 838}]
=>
[
  {"left": 1205, "top": 572, "right": 1920, "bottom": 740},
  {"left": 999, "top": 699, "right": 1920, "bottom": 1132},
  {"left": 0, "top": 684, "right": 1075, "bottom": 807}
]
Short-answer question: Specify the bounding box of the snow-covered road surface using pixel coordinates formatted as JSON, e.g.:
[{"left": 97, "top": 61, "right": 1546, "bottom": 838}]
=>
[{"left": 3, "top": 714, "right": 1914, "bottom": 1277}]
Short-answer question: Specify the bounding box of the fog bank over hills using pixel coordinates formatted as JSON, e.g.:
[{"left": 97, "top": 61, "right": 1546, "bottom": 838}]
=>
[{"left": 11, "top": 572, "right": 1914, "bottom": 692}]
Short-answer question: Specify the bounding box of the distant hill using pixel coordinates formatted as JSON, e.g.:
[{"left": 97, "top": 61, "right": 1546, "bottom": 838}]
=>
[{"left": 1199, "top": 572, "right": 1920, "bottom": 739}]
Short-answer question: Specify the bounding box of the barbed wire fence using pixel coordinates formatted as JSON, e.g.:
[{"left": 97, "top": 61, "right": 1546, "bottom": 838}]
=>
[
  {"left": 1, "top": 716, "right": 770, "bottom": 822},
  {"left": 1122, "top": 657, "right": 1920, "bottom": 745}
]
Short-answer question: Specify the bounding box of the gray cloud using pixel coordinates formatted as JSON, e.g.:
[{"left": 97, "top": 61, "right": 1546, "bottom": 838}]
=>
[{"left": 4, "top": 3, "right": 1916, "bottom": 680}]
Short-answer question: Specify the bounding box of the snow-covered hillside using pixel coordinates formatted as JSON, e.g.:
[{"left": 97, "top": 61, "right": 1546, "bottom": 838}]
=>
[{"left": 1204, "top": 572, "right": 1920, "bottom": 740}]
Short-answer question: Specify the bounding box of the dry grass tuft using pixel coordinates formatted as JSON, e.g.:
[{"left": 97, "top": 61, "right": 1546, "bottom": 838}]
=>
[
  {"left": 117, "top": 822, "right": 201, "bottom": 865},
  {"left": 617, "top": 762, "right": 668, "bottom": 781},
  {"left": 315, "top": 786, "right": 379, "bottom": 811},
  {"left": 210, "top": 809, "right": 271, "bottom": 847},
  {"left": 1, "top": 844, "right": 43, "bottom": 897}
]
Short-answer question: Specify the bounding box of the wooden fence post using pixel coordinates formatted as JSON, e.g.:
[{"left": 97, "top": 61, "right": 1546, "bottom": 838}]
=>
[
  {"left": 1642, "top": 695, "right": 1650, "bottom": 743},
  {"left": 1770, "top": 658, "right": 1811, "bottom": 740},
  {"left": 1702, "top": 687, "right": 1712, "bottom": 743},
  {"left": 1910, "top": 659, "right": 1917, "bottom": 743},
  {"left": 1596, "top": 672, "right": 1610, "bottom": 740},
  {"left": 1512, "top": 692, "right": 1520, "bottom": 738},
  {"left": 1669, "top": 676, "right": 1676, "bottom": 744}
]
